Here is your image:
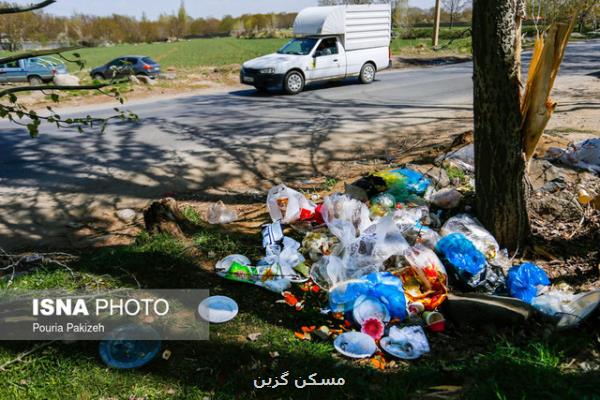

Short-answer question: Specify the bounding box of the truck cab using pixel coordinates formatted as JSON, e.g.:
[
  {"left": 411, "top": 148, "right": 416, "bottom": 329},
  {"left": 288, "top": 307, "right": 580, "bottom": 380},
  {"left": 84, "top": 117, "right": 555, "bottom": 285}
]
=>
[{"left": 240, "top": 4, "right": 391, "bottom": 95}]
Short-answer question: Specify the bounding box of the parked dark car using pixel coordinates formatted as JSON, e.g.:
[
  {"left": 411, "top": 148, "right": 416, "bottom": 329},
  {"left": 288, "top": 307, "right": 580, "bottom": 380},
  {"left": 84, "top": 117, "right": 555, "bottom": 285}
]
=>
[
  {"left": 90, "top": 56, "right": 160, "bottom": 80},
  {"left": 0, "top": 57, "right": 67, "bottom": 85}
]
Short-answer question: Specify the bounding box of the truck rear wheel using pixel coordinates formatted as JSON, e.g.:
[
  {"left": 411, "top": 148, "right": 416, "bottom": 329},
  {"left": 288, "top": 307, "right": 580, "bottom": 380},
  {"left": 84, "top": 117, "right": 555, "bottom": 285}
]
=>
[
  {"left": 359, "top": 63, "right": 376, "bottom": 84},
  {"left": 283, "top": 71, "right": 304, "bottom": 95}
]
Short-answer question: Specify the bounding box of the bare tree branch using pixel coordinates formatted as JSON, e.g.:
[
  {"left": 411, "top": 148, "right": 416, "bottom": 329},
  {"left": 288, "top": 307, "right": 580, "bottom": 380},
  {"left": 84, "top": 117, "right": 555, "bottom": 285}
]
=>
[
  {"left": 0, "top": 0, "right": 56, "bottom": 15},
  {"left": 0, "top": 46, "right": 83, "bottom": 65}
]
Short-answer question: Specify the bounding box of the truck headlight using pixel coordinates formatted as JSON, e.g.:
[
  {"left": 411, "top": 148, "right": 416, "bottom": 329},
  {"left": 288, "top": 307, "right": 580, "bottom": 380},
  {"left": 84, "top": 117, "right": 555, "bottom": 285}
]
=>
[{"left": 259, "top": 68, "right": 275, "bottom": 74}]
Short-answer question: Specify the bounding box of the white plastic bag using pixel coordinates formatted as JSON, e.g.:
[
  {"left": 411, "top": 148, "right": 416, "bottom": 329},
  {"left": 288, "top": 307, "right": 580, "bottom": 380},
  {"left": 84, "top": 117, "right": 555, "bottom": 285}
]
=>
[
  {"left": 266, "top": 184, "right": 315, "bottom": 224},
  {"left": 548, "top": 138, "right": 600, "bottom": 174},
  {"left": 207, "top": 201, "right": 237, "bottom": 224}
]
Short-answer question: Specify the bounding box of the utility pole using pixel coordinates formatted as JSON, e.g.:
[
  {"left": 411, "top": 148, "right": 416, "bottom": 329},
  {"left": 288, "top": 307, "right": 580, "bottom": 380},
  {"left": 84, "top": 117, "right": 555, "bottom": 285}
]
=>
[{"left": 432, "top": 0, "right": 441, "bottom": 47}]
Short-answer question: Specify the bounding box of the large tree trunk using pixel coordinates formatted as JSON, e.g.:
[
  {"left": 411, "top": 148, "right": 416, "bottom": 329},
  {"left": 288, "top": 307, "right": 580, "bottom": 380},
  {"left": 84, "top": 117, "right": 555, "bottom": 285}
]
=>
[{"left": 472, "top": 0, "right": 530, "bottom": 250}]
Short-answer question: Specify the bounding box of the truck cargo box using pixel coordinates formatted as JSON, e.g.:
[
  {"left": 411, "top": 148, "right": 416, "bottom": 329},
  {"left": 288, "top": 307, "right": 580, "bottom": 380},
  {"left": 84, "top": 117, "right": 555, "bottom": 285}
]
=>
[{"left": 293, "top": 4, "right": 391, "bottom": 51}]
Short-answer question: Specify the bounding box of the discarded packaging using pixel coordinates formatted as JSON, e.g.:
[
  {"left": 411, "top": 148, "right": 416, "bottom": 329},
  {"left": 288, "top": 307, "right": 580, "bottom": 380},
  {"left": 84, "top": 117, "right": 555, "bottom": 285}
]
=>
[
  {"left": 198, "top": 295, "right": 239, "bottom": 324},
  {"left": 441, "top": 214, "right": 500, "bottom": 261},
  {"left": 401, "top": 245, "right": 448, "bottom": 311},
  {"left": 439, "top": 144, "right": 474, "bottom": 172},
  {"left": 267, "top": 184, "right": 316, "bottom": 224},
  {"left": 361, "top": 317, "right": 385, "bottom": 340},
  {"left": 436, "top": 233, "right": 505, "bottom": 293},
  {"left": 507, "top": 263, "right": 550, "bottom": 304},
  {"left": 99, "top": 325, "right": 162, "bottom": 369},
  {"left": 423, "top": 311, "right": 446, "bottom": 333},
  {"left": 352, "top": 295, "right": 391, "bottom": 325},
  {"left": 380, "top": 326, "right": 430, "bottom": 360},
  {"left": 547, "top": 138, "right": 600, "bottom": 174},
  {"left": 430, "top": 188, "right": 463, "bottom": 209},
  {"left": 334, "top": 331, "right": 377, "bottom": 359},
  {"left": 532, "top": 289, "right": 600, "bottom": 328},
  {"left": 207, "top": 201, "right": 238, "bottom": 224}
]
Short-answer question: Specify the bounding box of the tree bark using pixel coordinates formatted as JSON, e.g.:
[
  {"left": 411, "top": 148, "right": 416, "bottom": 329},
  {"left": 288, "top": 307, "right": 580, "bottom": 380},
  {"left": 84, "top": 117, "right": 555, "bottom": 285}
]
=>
[{"left": 472, "top": 0, "right": 530, "bottom": 250}]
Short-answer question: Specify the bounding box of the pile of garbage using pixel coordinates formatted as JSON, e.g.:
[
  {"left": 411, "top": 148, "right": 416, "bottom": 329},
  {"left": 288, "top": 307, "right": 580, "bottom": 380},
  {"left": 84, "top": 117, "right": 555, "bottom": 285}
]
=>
[{"left": 214, "top": 164, "right": 600, "bottom": 361}]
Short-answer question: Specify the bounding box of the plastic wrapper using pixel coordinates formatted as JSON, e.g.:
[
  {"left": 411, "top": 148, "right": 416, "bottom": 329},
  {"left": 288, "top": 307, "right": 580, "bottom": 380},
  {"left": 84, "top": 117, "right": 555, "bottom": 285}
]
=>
[
  {"left": 436, "top": 233, "right": 505, "bottom": 293},
  {"left": 441, "top": 214, "right": 500, "bottom": 261},
  {"left": 206, "top": 201, "right": 238, "bottom": 224},
  {"left": 430, "top": 188, "right": 463, "bottom": 209},
  {"left": 401, "top": 245, "right": 448, "bottom": 310},
  {"left": 217, "top": 261, "right": 291, "bottom": 293},
  {"left": 375, "top": 169, "right": 429, "bottom": 204},
  {"left": 267, "top": 184, "right": 316, "bottom": 224},
  {"left": 321, "top": 193, "right": 372, "bottom": 235},
  {"left": 507, "top": 263, "right": 550, "bottom": 303}
]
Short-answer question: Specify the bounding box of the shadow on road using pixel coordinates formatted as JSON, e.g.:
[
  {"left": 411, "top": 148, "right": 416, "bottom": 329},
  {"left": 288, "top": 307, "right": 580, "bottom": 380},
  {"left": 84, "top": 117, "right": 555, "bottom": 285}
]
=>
[{"left": 1, "top": 83, "right": 472, "bottom": 250}]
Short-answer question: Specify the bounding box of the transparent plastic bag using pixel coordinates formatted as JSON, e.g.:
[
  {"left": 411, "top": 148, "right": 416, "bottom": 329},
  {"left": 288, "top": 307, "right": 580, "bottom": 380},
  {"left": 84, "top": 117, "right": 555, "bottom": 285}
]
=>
[
  {"left": 207, "top": 201, "right": 237, "bottom": 224},
  {"left": 441, "top": 214, "right": 500, "bottom": 261},
  {"left": 321, "top": 193, "right": 372, "bottom": 235},
  {"left": 347, "top": 216, "right": 410, "bottom": 268},
  {"left": 266, "top": 184, "right": 315, "bottom": 224},
  {"left": 401, "top": 245, "right": 448, "bottom": 310},
  {"left": 311, "top": 256, "right": 379, "bottom": 291},
  {"left": 439, "top": 144, "right": 474, "bottom": 172}
]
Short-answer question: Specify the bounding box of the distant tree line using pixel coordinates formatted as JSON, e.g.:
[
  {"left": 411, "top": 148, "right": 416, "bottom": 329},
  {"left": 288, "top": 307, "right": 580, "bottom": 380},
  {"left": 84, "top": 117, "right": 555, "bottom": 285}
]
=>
[{"left": 0, "top": 1, "right": 298, "bottom": 50}]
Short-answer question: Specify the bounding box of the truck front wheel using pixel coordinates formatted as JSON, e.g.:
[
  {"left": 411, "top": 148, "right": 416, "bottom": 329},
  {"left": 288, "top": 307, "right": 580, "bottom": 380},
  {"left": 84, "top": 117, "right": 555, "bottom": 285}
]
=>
[
  {"left": 359, "top": 63, "right": 376, "bottom": 84},
  {"left": 283, "top": 71, "right": 304, "bottom": 95}
]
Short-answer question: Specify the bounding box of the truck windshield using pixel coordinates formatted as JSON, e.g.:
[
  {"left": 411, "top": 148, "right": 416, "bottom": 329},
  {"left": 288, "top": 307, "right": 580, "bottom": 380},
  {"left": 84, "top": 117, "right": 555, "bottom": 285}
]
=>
[{"left": 277, "top": 38, "right": 318, "bottom": 55}]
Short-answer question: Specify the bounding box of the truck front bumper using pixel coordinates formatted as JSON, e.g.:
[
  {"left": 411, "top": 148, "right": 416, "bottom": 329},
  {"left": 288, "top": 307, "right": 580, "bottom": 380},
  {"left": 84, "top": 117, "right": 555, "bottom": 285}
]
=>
[{"left": 240, "top": 69, "right": 285, "bottom": 88}]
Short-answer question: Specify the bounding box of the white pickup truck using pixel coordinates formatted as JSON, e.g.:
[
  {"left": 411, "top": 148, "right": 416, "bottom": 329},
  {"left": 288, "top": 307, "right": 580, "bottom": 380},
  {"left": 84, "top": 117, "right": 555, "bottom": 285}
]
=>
[{"left": 240, "top": 4, "right": 391, "bottom": 94}]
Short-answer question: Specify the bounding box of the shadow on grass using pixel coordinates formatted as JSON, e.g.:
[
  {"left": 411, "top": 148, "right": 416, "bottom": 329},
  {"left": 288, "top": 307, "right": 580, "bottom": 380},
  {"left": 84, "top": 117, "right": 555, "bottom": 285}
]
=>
[{"left": 1, "top": 231, "right": 599, "bottom": 399}]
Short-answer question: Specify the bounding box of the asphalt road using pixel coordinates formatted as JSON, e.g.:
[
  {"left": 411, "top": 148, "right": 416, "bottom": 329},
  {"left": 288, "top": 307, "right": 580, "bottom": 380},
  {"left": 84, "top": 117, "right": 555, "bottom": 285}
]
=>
[{"left": 0, "top": 39, "right": 598, "bottom": 249}]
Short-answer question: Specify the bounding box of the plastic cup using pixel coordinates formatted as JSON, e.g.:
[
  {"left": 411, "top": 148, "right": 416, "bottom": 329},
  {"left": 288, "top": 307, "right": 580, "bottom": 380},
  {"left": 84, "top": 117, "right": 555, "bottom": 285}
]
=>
[{"left": 423, "top": 311, "right": 445, "bottom": 333}]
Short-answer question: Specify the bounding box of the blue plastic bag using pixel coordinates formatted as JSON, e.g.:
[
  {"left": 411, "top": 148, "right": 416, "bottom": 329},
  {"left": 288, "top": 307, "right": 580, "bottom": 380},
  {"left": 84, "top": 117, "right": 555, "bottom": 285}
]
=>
[
  {"left": 329, "top": 272, "right": 407, "bottom": 321},
  {"left": 391, "top": 169, "right": 430, "bottom": 195},
  {"left": 507, "top": 263, "right": 550, "bottom": 303},
  {"left": 436, "top": 233, "right": 487, "bottom": 276},
  {"left": 436, "top": 233, "right": 506, "bottom": 293}
]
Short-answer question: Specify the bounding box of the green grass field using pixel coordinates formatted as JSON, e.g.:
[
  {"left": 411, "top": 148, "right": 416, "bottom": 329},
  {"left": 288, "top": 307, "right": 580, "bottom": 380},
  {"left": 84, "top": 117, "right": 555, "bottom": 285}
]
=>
[{"left": 56, "top": 36, "right": 471, "bottom": 73}]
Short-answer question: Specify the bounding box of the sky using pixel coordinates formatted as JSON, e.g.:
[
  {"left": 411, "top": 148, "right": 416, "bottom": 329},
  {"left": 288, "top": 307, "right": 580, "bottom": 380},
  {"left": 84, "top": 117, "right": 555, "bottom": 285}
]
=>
[{"left": 18, "top": 0, "right": 437, "bottom": 19}]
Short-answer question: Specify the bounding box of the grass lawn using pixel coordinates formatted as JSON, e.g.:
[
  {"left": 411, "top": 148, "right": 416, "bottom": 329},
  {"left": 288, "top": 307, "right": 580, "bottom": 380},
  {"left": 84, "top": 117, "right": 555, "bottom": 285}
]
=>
[
  {"left": 53, "top": 36, "right": 472, "bottom": 73},
  {"left": 1, "top": 228, "right": 598, "bottom": 400}
]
